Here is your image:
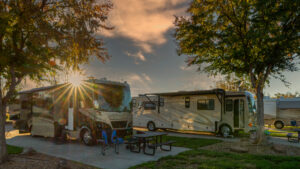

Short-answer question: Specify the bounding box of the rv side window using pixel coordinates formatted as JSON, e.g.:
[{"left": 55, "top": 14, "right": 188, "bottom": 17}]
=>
[
  {"left": 143, "top": 102, "right": 156, "bottom": 110},
  {"left": 197, "top": 99, "right": 215, "bottom": 110},
  {"left": 226, "top": 99, "right": 233, "bottom": 112},
  {"left": 185, "top": 97, "right": 190, "bottom": 108}
]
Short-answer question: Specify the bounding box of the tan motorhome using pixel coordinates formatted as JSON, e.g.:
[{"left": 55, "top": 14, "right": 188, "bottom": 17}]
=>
[
  {"left": 264, "top": 97, "right": 300, "bottom": 129},
  {"left": 14, "top": 79, "right": 132, "bottom": 145},
  {"left": 132, "top": 89, "right": 257, "bottom": 136}
]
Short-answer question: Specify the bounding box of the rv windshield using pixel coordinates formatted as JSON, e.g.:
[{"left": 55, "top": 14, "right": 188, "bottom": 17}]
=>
[
  {"left": 95, "top": 83, "right": 131, "bottom": 112},
  {"left": 246, "top": 92, "right": 256, "bottom": 114}
]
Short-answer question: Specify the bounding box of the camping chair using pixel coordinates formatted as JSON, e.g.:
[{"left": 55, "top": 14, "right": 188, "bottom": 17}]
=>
[
  {"left": 111, "top": 130, "right": 124, "bottom": 154},
  {"left": 97, "top": 130, "right": 109, "bottom": 155}
]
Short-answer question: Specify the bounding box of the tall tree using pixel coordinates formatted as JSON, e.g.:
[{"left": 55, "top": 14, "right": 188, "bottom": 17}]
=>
[
  {"left": 274, "top": 91, "right": 300, "bottom": 98},
  {"left": 175, "top": 0, "right": 299, "bottom": 143},
  {"left": 215, "top": 75, "right": 255, "bottom": 93},
  {"left": 0, "top": 0, "right": 112, "bottom": 163}
]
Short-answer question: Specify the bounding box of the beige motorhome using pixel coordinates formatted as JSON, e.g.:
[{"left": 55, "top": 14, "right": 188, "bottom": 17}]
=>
[
  {"left": 14, "top": 79, "right": 132, "bottom": 145},
  {"left": 263, "top": 97, "right": 300, "bottom": 129},
  {"left": 132, "top": 89, "right": 257, "bottom": 136}
]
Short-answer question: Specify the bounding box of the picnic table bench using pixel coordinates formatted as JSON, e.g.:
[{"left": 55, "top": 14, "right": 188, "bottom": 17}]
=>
[{"left": 126, "top": 132, "right": 176, "bottom": 156}]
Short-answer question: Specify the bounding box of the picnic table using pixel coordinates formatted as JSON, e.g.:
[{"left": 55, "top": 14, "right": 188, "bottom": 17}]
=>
[{"left": 127, "top": 132, "right": 175, "bottom": 155}]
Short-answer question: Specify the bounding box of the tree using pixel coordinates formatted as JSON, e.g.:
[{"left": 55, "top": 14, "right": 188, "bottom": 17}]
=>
[
  {"left": 175, "top": 0, "right": 299, "bottom": 143},
  {"left": 274, "top": 91, "right": 300, "bottom": 98},
  {"left": 214, "top": 75, "right": 255, "bottom": 93},
  {"left": 0, "top": 0, "right": 112, "bottom": 163}
]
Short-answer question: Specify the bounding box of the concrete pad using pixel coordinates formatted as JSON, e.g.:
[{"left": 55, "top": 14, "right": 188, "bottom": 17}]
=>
[{"left": 7, "top": 134, "right": 188, "bottom": 169}]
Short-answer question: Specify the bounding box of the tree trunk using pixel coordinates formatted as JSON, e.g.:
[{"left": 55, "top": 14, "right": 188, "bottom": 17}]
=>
[
  {"left": 0, "top": 103, "right": 8, "bottom": 164},
  {"left": 254, "top": 86, "right": 266, "bottom": 144}
]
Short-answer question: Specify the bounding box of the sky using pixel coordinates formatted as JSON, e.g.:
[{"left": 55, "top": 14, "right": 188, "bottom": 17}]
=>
[{"left": 25, "top": 0, "right": 300, "bottom": 97}]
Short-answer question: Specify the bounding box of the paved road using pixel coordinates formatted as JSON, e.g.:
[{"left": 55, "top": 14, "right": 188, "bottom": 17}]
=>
[{"left": 5, "top": 124, "right": 188, "bottom": 169}]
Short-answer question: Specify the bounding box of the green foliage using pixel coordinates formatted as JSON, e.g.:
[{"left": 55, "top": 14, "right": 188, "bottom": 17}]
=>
[
  {"left": 175, "top": 0, "right": 299, "bottom": 91},
  {"left": 274, "top": 91, "right": 300, "bottom": 98},
  {"left": 0, "top": 0, "right": 113, "bottom": 99},
  {"left": 7, "top": 145, "right": 23, "bottom": 154}
]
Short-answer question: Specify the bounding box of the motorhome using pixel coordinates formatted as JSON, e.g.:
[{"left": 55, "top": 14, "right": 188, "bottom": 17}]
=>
[
  {"left": 132, "top": 89, "right": 257, "bottom": 136},
  {"left": 263, "top": 97, "right": 300, "bottom": 129},
  {"left": 14, "top": 79, "right": 132, "bottom": 145}
]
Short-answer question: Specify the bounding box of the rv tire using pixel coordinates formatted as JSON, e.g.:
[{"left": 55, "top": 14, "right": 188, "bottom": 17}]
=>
[
  {"left": 80, "top": 128, "right": 94, "bottom": 146},
  {"left": 147, "top": 121, "right": 156, "bottom": 131},
  {"left": 274, "top": 121, "right": 284, "bottom": 129},
  {"left": 219, "top": 125, "right": 232, "bottom": 137}
]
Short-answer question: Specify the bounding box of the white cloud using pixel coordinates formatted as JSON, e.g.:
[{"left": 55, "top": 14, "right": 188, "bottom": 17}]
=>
[
  {"left": 126, "top": 73, "right": 154, "bottom": 96},
  {"left": 126, "top": 51, "right": 146, "bottom": 64},
  {"left": 142, "top": 73, "right": 152, "bottom": 83},
  {"left": 100, "top": 0, "right": 187, "bottom": 53},
  {"left": 179, "top": 65, "right": 194, "bottom": 71}
]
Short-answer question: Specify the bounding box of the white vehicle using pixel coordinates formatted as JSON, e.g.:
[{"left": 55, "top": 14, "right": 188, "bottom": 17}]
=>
[
  {"left": 132, "top": 89, "right": 256, "bottom": 136},
  {"left": 14, "top": 79, "right": 132, "bottom": 145},
  {"left": 263, "top": 97, "right": 300, "bottom": 129}
]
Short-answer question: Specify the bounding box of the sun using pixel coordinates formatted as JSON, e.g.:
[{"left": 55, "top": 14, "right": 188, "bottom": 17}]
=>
[{"left": 68, "top": 71, "right": 86, "bottom": 87}]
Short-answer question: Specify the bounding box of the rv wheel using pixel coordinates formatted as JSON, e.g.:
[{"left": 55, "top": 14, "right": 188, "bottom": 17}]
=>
[
  {"left": 147, "top": 122, "right": 156, "bottom": 131},
  {"left": 220, "top": 125, "right": 231, "bottom": 137},
  {"left": 274, "top": 121, "right": 284, "bottom": 129},
  {"left": 81, "top": 129, "right": 94, "bottom": 146}
]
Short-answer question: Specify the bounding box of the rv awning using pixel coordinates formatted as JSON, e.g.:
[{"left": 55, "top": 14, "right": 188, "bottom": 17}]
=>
[
  {"left": 19, "top": 84, "right": 66, "bottom": 94},
  {"left": 143, "top": 89, "right": 226, "bottom": 96}
]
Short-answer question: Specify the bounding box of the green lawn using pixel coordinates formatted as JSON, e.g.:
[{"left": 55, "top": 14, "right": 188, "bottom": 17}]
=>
[
  {"left": 266, "top": 129, "right": 298, "bottom": 138},
  {"left": 165, "top": 136, "right": 222, "bottom": 149},
  {"left": 130, "top": 149, "right": 300, "bottom": 169},
  {"left": 130, "top": 136, "right": 300, "bottom": 169},
  {"left": 7, "top": 145, "right": 23, "bottom": 154}
]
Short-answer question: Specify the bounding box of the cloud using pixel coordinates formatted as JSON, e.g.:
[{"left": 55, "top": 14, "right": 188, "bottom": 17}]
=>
[
  {"left": 100, "top": 0, "right": 187, "bottom": 53},
  {"left": 126, "top": 51, "right": 146, "bottom": 64},
  {"left": 142, "top": 73, "right": 152, "bottom": 83},
  {"left": 179, "top": 65, "right": 194, "bottom": 71},
  {"left": 126, "top": 73, "right": 154, "bottom": 96}
]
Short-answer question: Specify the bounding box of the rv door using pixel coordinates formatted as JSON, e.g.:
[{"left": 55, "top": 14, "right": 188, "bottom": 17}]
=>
[
  {"left": 233, "top": 99, "right": 245, "bottom": 129},
  {"left": 233, "top": 100, "right": 240, "bottom": 128},
  {"left": 68, "top": 100, "right": 74, "bottom": 131}
]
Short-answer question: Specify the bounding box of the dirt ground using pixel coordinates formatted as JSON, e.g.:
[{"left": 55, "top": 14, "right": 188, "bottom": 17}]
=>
[
  {"left": 201, "top": 139, "right": 300, "bottom": 156},
  {"left": 0, "top": 152, "right": 98, "bottom": 169}
]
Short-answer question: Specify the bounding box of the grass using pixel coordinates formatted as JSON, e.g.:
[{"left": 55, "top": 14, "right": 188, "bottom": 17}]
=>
[
  {"left": 7, "top": 145, "right": 23, "bottom": 154},
  {"left": 130, "top": 149, "right": 300, "bottom": 169},
  {"left": 165, "top": 136, "right": 222, "bottom": 149},
  {"left": 266, "top": 129, "right": 298, "bottom": 138},
  {"left": 130, "top": 135, "right": 300, "bottom": 169}
]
